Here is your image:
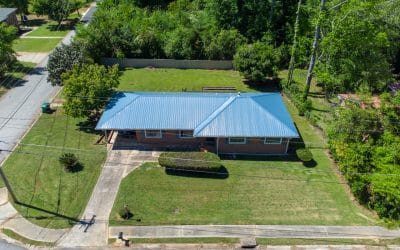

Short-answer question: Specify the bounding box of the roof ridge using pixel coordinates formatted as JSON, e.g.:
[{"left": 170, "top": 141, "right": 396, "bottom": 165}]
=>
[
  {"left": 193, "top": 95, "right": 238, "bottom": 136},
  {"left": 249, "top": 95, "right": 298, "bottom": 135}
]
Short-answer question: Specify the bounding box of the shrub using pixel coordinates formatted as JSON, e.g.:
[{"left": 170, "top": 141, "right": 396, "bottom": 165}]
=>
[
  {"left": 59, "top": 153, "right": 79, "bottom": 172},
  {"left": 118, "top": 205, "right": 133, "bottom": 220},
  {"left": 158, "top": 152, "right": 221, "bottom": 172},
  {"left": 296, "top": 148, "right": 313, "bottom": 162},
  {"left": 233, "top": 42, "right": 279, "bottom": 82}
]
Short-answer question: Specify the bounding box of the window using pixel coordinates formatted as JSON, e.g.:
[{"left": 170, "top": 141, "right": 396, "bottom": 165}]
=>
[
  {"left": 145, "top": 130, "right": 162, "bottom": 138},
  {"left": 228, "top": 137, "right": 246, "bottom": 144},
  {"left": 264, "top": 137, "right": 282, "bottom": 144},
  {"left": 179, "top": 130, "right": 193, "bottom": 138}
]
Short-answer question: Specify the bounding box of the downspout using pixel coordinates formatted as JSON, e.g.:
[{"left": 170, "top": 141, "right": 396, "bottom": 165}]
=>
[
  {"left": 216, "top": 138, "right": 219, "bottom": 156},
  {"left": 285, "top": 138, "right": 290, "bottom": 154}
]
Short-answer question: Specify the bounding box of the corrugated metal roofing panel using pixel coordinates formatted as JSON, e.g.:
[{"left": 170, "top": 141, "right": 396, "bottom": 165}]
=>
[{"left": 95, "top": 92, "right": 299, "bottom": 138}]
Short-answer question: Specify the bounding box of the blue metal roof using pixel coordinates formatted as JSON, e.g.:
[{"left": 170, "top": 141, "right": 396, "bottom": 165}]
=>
[{"left": 96, "top": 92, "right": 299, "bottom": 138}]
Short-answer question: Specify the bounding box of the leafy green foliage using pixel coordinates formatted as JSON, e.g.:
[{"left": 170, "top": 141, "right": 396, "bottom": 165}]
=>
[
  {"left": 47, "top": 42, "right": 88, "bottom": 86},
  {"left": 32, "top": 0, "right": 74, "bottom": 25},
  {"left": 317, "top": 1, "right": 393, "bottom": 92},
  {"left": 158, "top": 152, "right": 221, "bottom": 172},
  {"left": 62, "top": 64, "right": 120, "bottom": 118},
  {"left": 0, "top": 23, "right": 17, "bottom": 79},
  {"left": 233, "top": 42, "right": 279, "bottom": 82},
  {"left": 327, "top": 94, "right": 400, "bottom": 220},
  {"left": 296, "top": 148, "right": 313, "bottom": 162},
  {"left": 59, "top": 153, "right": 79, "bottom": 172}
]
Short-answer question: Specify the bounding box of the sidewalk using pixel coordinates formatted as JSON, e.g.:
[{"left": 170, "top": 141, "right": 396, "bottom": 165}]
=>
[
  {"left": 0, "top": 188, "right": 67, "bottom": 243},
  {"left": 109, "top": 225, "right": 400, "bottom": 239}
]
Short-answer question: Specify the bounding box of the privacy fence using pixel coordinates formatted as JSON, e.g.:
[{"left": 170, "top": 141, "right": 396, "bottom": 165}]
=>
[{"left": 101, "top": 58, "right": 234, "bottom": 70}]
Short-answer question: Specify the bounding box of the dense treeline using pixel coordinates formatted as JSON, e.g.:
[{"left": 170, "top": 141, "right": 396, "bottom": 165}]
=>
[
  {"left": 76, "top": 0, "right": 313, "bottom": 66},
  {"left": 328, "top": 94, "right": 400, "bottom": 221}
]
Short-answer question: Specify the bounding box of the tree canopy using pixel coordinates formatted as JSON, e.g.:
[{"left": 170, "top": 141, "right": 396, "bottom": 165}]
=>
[{"left": 0, "top": 23, "right": 17, "bottom": 79}]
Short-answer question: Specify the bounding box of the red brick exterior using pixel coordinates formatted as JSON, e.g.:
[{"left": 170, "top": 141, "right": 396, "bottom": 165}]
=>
[{"left": 133, "top": 130, "right": 289, "bottom": 155}]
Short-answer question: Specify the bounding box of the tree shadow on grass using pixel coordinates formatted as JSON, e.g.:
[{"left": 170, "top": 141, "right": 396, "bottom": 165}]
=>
[
  {"left": 244, "top": 78, "right": 282, "bottom": 92},
  {"left": 165, "top": 166, "right": 229, "bottom": 179},
  {"left": 76, "top": 118, "right": 102, "bottom": 135}
]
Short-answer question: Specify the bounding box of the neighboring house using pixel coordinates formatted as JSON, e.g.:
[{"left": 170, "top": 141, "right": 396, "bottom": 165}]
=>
[
  {"left": 96, "top": 92, "right": 300, "bottom": 155},
  {"left": 0, "top": 8, "right": 18, "bottom": 28}
]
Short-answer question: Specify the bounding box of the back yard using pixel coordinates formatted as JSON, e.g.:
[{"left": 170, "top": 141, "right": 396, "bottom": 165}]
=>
[{"left": 109, "top": 68, "right": 374, "bottom": 226}]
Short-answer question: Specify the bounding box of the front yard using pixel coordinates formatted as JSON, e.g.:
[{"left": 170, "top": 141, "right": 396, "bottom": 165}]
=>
[
  {"left": 1, "top": 109, "right": 107, "bottom": 228},
  {"left": 13, "top": 38, "right": 62, "bottom": 53}
]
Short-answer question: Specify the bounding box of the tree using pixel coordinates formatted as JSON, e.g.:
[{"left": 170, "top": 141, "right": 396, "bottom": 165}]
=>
[
  {"left": 32, "top": 0, "right": 74, "bottom": 27},
  {"left": 62, "top": 64, "right": 120, "bottom": 118},
  {"left": 287, "top": 0, "right": 303, "bottom": 86},
  {"left": 0, "top": 0, "right": 28, "bottom": 19},
  {"left": 206, "top": 29, "right": 246, "bottom": 60},
  {"left": 0, "top": 23, "right": 17, "bottom": 79},
  {"left": 47, "top": 42, "right": 87, "bottom": 86},
  {"left": 303, "top": 0, "right": 325, "bottom": 101},
  {"left": 316, "top": 0, "right": 393, "bottom": 93},
  {"left": 233, "top": 42, "right": 279, "bottom": 82}
]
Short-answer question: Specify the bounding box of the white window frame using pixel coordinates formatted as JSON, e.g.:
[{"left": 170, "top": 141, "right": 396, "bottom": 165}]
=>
[
  {"left": 264, "top": 137, "right": 282, "bottom": 144},
  {"left": 144, "top": 130, "right": 162, "bottom": 138},
  {"left": 179, "top": 130, "right": 193, "bottom": 138},
  {"left": 228, "top": 137, "right": 247, "bottom": 144}
]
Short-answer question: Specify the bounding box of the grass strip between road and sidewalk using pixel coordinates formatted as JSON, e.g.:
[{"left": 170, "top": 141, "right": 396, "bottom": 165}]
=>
[{"left": 1, "top": 229, "right": 54, "bottom": 247}]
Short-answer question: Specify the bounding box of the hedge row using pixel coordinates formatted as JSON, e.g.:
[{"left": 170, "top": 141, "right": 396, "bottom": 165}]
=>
[{"left": 158, "top": 152, "right": 221, "bottom": 172}]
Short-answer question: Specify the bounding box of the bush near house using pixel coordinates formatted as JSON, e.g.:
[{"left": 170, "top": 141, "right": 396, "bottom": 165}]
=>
[
  {"left": 158, "top": 152, "right": 221, "bottom": 172},
  {"left": 296, "top": 148, "right": 313, "bottom": 162}
]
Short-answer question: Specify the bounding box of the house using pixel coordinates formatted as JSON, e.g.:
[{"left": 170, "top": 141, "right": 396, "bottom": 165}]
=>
[
  {"left": 0, "top": 8, "right": 18, "bottom": 28},
  {"left": 96, "top": 92, "right": 300, "bottom": 155}
]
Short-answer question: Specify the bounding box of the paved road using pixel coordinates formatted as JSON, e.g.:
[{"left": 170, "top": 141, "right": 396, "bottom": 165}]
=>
[
  {"left": 109, "top": 225, "right": 400, "bottom": 239},
  {"left": 0, "top": 3, "right": 97, "bottom": 167}
]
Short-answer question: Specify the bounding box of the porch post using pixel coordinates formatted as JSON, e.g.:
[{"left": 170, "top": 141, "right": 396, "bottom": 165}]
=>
[
  {"left": 105, "top": 130, "right": 108, "bottom": 144},
  {"left": 285, "top": 138, "right": 290, "bottom": 154},
  {"left": 216, "top": 137, "right": 219, "bottom": 156}
]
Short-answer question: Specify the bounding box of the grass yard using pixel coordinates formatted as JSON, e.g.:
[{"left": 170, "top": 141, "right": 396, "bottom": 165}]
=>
[
  {"left": 278, "top": 69, "right": 334, "bottom": 131},
  {"left": 1, "top": 109, "right": 107, "bottom": 228},
  {"left": 119, "top": 68, "right": 254, "bottom": 92},
  {"left": 25, "top": 22, "right": 71, "bottom": 37},
  {"left": 13, "top": 38, "right": 61, "bottom": 53},
  {"left": 1, "top": 229, "right": 54, "bottom": 247},
  {"left": 0, "top": 62, "right": 36, "bottom": 97}
]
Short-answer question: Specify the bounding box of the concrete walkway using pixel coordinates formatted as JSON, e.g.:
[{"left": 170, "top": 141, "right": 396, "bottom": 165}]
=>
[
  {"left": 0, "top": 199, "right": 68, "bottom": 242},
  {"left": 16, "top": 52, "right": 48, "bottom": 64},
  {"left": 109, "top": 225, "right": 400, "bottom": 239},
  {"left": 57, "top": 138, "right": 159, "bottom": 247}
]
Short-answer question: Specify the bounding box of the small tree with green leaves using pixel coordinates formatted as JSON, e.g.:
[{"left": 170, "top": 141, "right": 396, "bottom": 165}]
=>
[
  {"left": 0, "top": 24, "right": 17, "bottom": 79},
  {"left": 233, "top": 42, "right": 279, "bottom": 82},
  {"left": 62, "top": 64, "right": 120, "bottom": 119}
]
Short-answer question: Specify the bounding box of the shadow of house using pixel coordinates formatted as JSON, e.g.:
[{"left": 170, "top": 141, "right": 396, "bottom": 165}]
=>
[{"left": 165, "top": 166, "right": 229, "bottom": 179}]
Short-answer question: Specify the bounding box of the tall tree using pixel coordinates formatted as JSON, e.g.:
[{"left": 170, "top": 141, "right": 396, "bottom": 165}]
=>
[
  {"left": 303, "top": 0, "right": 325, "bottom": 101},
  {"left": 287, "top": 0, "right": 302, "bottom": 87},
  {"left": 32, "top": 0, "right": 73, "bottom": 27}
]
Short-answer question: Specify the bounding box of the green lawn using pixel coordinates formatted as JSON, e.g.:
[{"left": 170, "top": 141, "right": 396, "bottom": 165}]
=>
[
  {"left": 1, "top": 229, "right": 54, "bottom": 247},
  {"left": 278, "top": 69, "right": 334, "bottom": 131},
  {"left": 0, "top": 62, "right": 36, "bottom": 97},
  {"left": 1, "top": 109, "right": 107, "bottom": 228},
  {"left": 26, "top": 22, "right": 71, "bottom": 37},
  {"left": 13, "top": 38, "right": 61, "bottom": 52},
  {"left": 119, "top": 68, "right": 253, "bottom": 92}
]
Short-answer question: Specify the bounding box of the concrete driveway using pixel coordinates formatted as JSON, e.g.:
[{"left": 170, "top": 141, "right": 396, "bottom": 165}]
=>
[{"left": 57, "top": 134, "right": 160, "bottom": 247}]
